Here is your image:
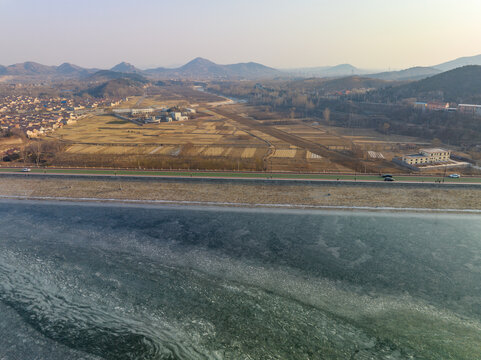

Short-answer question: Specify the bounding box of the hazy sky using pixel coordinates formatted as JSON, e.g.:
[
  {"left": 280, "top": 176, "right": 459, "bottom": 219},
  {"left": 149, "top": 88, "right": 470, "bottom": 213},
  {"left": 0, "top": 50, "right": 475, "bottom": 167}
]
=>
[{"left": 1, "top": 0, "right": 481, "bottom": 70}]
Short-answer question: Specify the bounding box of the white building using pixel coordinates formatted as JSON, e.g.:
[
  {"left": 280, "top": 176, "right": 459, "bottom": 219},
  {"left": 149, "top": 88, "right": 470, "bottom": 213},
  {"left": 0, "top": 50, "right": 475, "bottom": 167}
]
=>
[
  {"left": 458, "top": 104, "right": 481, "bottom": 116},
  {"left": 402, "top": 148, "right": 451, "bottom": 166},
  {"left": 131, "top": 108, "right": 154, "bottom": 115}
]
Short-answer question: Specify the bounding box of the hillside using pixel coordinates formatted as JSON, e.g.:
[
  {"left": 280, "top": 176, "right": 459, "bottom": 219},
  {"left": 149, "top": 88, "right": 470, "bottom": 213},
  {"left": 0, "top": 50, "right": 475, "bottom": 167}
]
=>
[
  {"left": 87, "top": 70, "right": 149, "bottom": 83},
  {"left": 434, "top": 54, "right": 481, "bottom": 72},
  {"left": 56, "top": 62, "right": 94, "bottom": 77},
  {"left": 81, "top": 78, "right": 146, "bottom": 98},
  {"left": 368, "top": 67, "right": 441, "bottom": 81},
  {"left": 6, "top": 62, "right": 56, "bottom": 76},
  {"left": 320, "top": 76, "right": 396, "bottom": 91},
  {"left": 367, "top": 66, "right": 481, "bottom": 104},
  {"left": 225, "top": 62, "right": 279, "bottom": 78},
  {"left": 286, "top": 76, "right": 397, "bottom": 92},
  {"left": 0, "top": 61, "right": 96, "bottom": 80}
]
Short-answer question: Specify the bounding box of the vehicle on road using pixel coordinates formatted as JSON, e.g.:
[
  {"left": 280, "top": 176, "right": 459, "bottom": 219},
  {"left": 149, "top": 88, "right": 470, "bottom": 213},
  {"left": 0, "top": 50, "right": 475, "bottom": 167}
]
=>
[
  {"left": 384, "top": 177, "right": 395, "bottom": 181},
  {"left": 381, "top": 174, "right": 393, "bottom": 178},
  {"left": 448, "top": 174, "right": 460, "bottom": 178},
  {"left": 22, "top": 168, "right": 31, "bottom": 172}
]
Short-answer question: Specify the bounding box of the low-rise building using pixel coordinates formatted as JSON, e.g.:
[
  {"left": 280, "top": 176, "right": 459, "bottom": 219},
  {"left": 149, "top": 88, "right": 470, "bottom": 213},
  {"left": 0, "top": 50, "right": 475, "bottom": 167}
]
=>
[
  {"left": 131, "top": 108, "right": 154, "bottom": 115},
  {"left": 401, "top": 148, "right": 451, "bottom": 166},
  {"left": 413, "top": 102, "right": 449, "bottom": 111},
  {"left": 458, "top": 104, "right": 481, "bottom": 116}
]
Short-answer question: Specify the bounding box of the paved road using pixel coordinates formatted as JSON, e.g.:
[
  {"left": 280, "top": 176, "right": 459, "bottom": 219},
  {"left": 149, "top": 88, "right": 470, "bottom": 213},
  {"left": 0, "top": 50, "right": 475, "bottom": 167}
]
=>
[{"left": 1, "top": 167, "right": 480, "bottom": 185}]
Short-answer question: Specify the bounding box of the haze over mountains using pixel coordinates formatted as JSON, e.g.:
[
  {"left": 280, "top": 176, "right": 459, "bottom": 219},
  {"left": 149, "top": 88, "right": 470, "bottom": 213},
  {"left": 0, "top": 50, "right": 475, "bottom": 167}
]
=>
[
  {"left": 1, "top": 53, "right": 481, "bottom": 82},
  {"left": 284, "top": 53, "right": 481, "bottom": 80},
  {"left": 143, "top": 57, "right": 281, "bottom": 80},
  {"left": 285, "top": 64, "right": 371, "bottom": 78},
  {"left": 0, "top": 61, "right": 98, "bottom": 79}
]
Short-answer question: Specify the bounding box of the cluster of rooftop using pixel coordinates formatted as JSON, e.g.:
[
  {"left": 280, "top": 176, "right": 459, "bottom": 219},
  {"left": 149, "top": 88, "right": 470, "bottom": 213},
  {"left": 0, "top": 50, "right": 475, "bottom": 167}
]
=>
[{"left": 0, "top": 95, "right": 124, "bottom": 138}]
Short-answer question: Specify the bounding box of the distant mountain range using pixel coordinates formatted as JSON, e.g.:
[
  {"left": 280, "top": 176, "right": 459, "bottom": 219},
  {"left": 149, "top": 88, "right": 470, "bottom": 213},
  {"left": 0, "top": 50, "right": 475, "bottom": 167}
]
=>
[
  {"left": 365, "top": 54, "right": 481, "bottom": 81},
  {"left": 284, "top": 54, "right": 481, "bottom": 81},
  {"left": 285, "top": 64, "right": 371, "bottom": 78},
  {"left": 0, "top": 61, "right": 98, "bottom": 78},
  {"left": 142, "top": 57, "right": 281, "bottom": 80},
  {"left": 2, "top": 53, "right": 481, "bottom": 82},
  {"left": 0, "top": 58, "right": 281, "bottom": 81}
]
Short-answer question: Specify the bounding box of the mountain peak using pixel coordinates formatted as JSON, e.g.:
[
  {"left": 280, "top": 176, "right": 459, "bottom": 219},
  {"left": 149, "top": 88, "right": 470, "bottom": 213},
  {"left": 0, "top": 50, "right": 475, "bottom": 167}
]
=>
[
  {"left": 192, "top": 57, "right": 214, "bottom": 63},
  {"left": 57, "top": 62, "right": 84, "bottom": 74},
  {"left": 181, "top": 57, "right": 217, "bottom": 68},
  {"left": 111, "top": 62, "right": 141, "bottom": 73}
]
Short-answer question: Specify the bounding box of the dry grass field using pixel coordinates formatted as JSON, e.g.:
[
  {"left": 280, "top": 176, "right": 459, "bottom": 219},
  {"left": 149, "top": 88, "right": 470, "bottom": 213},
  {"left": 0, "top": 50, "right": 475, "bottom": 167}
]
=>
[
  {"left": 0, "top": 136, "right": 23, "bottom": 152},
  {"left": 2, "top": 176, "right": 481, "bottom": 211},
  {"left": 53, "top": 115, "right": 265, "bottom": 149},
  {"left": 272, "top": 149, "right": 297, "bottom": 158},
  {"left": 47, "top": 106, "right": 269, "bottom": 170}
]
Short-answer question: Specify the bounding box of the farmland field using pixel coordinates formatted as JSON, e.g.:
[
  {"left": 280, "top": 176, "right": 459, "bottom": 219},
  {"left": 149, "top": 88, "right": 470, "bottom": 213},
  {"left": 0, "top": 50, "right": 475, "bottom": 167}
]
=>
[
  {"left": 52, "top": 114, "right": 266, "bottom": 153},
  {"left": 35, "top": 89, "right": 476, "bottom": 174}
]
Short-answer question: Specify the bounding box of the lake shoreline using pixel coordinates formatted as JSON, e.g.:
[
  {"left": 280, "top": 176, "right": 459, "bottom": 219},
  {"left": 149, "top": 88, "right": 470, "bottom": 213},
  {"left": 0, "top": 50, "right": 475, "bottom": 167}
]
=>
[
  {"left": 2, "top": 195, "right": 481, "bottom": 214},
  {"left": 1, "top": 175, "right": 481, "bottom": 213}
]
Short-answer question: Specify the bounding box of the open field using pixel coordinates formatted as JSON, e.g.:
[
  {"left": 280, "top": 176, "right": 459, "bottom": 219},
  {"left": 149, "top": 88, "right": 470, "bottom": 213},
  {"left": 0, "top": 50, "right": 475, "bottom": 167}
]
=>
[{"left": 0, "top": 136, "right": 23, "bottom": 153}]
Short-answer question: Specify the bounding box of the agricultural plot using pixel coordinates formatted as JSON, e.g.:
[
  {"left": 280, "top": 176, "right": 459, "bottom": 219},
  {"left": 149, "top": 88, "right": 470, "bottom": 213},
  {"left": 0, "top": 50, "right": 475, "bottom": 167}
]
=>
[
  {"left": 50, "top": 111, "right": 269, "bottom": 166},
  {"left": 53, "top": 115, "right": 265, "bottom": 147},
  {"left": 307, "top": 151, "right": 322, "bottom": 159},
  {"left": 202, "top": 147, "right": 225, "bottom": 156},
  {"left": 274, "top": 124, "right": 352, "bottom": 148},
  {"left": 241, "top": 148, "right": 257, "bottom": 158},
  {"left": 368, "top": 151, "right": 385, "bottom": 159},
  {"left": 65, "top": 145, "right": 154, "bottom": 155},
  {"left": 272, "top": 149, "right": 297, "bottom": 158}
]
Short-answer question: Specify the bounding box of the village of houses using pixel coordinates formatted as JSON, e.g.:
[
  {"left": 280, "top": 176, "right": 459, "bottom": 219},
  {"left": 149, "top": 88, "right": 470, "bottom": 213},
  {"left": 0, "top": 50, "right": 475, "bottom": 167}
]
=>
[{"left": 0, "top": 95, "right": 123, "bottom": 138}]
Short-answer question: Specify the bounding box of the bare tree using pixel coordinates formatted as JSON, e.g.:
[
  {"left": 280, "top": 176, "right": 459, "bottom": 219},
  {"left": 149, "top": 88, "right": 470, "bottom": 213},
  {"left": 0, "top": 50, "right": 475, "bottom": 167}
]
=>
[
  {"left": 31, "top": 141, "right": 43, "bottom": 166},
  {"left": 323, "top": 108, "right": 331, "bottom": 124}
]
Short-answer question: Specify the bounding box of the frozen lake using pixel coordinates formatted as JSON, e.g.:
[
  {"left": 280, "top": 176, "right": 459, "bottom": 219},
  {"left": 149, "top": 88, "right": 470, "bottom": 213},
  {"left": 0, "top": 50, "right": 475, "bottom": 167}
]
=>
[{"left": 0, "top": 200, "right": 480, "bottom": 359}]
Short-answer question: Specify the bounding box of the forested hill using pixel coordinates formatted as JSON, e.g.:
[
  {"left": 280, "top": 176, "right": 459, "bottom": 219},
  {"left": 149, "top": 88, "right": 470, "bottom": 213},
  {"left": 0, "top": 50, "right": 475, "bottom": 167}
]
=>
[{"left": 368, "top": 66, "right": 481, "bottom": 104}]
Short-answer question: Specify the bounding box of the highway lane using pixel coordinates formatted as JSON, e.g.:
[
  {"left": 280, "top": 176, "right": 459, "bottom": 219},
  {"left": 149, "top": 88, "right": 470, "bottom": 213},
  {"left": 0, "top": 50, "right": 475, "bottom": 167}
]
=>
[{"left": 0, "top": 167, "right": 480, "bottom": 185}]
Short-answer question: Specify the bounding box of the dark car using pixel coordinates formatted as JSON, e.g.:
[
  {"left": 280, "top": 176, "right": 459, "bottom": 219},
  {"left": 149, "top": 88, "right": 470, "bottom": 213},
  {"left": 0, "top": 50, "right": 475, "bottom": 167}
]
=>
[
  {"left": 384, "top": 177, "right": 395, "bottom": 181},
  {"left": 381, "top": 174, "right": 393, "bottom": 178}
]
